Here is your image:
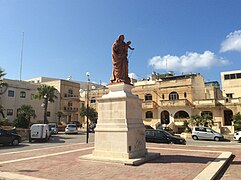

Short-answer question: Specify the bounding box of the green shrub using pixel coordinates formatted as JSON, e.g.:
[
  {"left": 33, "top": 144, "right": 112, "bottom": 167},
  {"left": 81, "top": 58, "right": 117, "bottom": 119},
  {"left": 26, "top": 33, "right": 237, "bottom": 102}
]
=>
[
  {"left": 13, "top": 116, "right": 30, "bottom": 129},
  {"left": 0, "top": 118, "right": 10, "bottom": 126}
]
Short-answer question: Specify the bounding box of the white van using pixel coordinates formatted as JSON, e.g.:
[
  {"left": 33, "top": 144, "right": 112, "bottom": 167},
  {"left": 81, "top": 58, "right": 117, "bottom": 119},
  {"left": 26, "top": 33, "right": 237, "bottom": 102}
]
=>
[{"left": 29, "top": 124, "right": 51, "bottom": 142}]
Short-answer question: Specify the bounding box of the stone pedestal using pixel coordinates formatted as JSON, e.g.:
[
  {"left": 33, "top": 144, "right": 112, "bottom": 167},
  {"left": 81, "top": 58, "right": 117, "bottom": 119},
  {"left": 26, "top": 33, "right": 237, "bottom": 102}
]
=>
[
  {"left": 93, "top": 83, "right": 147, "bottom": 159},
  {"left": 81, "top": 83, "right": 159, "bottom": 165}
]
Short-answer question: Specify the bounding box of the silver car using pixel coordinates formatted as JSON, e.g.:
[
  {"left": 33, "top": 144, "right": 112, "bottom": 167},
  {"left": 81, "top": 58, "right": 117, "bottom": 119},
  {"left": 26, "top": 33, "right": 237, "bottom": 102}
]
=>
[
  {"left": 65, "top": 124, "right": 78, "bottom": 134},
  {"left": 192, "top": 127, "right": 223, "bottom": 141}
]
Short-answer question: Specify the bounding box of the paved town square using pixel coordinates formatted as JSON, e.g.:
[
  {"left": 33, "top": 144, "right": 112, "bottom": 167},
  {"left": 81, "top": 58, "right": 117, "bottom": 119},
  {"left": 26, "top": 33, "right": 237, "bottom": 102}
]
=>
[{"left": 0, "top": 133, "right": 241, "bottom": 180}]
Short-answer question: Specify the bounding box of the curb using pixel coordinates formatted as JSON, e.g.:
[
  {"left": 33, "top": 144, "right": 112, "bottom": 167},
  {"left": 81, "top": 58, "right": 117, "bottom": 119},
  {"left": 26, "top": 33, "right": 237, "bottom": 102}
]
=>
[{"left": 193, "top": 151, "right": 232, "bottom": 180}]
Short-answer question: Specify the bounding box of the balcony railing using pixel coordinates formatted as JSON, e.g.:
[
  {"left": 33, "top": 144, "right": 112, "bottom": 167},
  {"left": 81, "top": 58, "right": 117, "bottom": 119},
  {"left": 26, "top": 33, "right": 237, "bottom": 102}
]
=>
[
  {"left": 64, "top": 93, "right": 79, "bottom": 98},
  {"left": 193, "top": 99, "right": 217, "bottom": 107},
  {"left": 63, "top": 106, "right": 78, "bottom": 112},
  {"left": 160, "top": 99, "right": 192, "bottom": 107},
  {"left": 217, "top": 98, "right": 241, "bottom": 105},
  {"left": 142, "top": 101, "right": 159, "bottom": 109}
]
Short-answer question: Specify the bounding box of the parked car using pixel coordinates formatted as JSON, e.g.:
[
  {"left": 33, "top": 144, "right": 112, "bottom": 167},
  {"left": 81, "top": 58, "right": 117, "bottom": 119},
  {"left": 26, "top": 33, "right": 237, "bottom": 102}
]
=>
[
  {"left": 192, "top": 126, "right": 224, "bottom": 141},
  {"left": 29, "top": 124, "right": 51, "bottom": 142},
  {"left": 234, "top": 131, "right": 241, "bottom": 142},
  {"left": 49, "top": 123, "right": 58, "bottom": 134},
  {"left": 145, "top": 129, "right": 186, "bottom": 145},
  {"left": 0, "top": 128, "right": 22, "bottom": 146},
  {"left": 144, "top": 125, "right": 154, "bottom": 130},
  {"left": 65, "top": 124, "right": 78, "bottom": 134},
  {"left": 89, "top": 123, "right": 96, "bottom": 133}
]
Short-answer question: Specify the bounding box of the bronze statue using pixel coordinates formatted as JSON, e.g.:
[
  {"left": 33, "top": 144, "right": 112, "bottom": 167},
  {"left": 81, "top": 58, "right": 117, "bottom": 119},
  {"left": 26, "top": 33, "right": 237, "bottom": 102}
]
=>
[{"left": 110, "top": 34, "right": 134, "bottom": 84}]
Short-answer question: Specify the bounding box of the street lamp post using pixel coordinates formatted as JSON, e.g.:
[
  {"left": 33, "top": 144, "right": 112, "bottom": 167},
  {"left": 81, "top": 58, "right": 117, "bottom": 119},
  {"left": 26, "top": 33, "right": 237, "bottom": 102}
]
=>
[
  {"left": 42, "top": 94, "right": 48, "bottom": 124},
  {"left": 86, "top": 72, "right": 90, "bottom": 144}
]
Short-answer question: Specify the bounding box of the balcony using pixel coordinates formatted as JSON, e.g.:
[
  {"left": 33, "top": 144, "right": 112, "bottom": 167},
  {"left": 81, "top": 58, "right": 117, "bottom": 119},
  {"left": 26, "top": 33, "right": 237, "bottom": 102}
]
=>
[
  {"left": 63, "top": 93, "right": 79, "bottom": 99},
  {"left": 63, "top": 106, "right": 78, "bottom": 112},
  {"left": 142, "top": 101, "right": 159, "bottom": 109},
  {"left": 218, "top": 98, "right": 241, "bottom": 105},
  {"left": 193, "top": 99, "right": 218, "bottom": 107},
  {"left": 160, "top": 99, "right": 192, "bottom": 107}
]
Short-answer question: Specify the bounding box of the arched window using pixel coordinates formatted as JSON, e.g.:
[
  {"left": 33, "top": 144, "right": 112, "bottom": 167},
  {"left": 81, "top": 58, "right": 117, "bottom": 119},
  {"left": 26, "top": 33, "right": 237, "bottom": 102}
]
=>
[
  {"left": 162, "top": 94, "right": 164, "bottom": 99},
  {"left": 145, "top": 94, "right": 152, "bottom": 101},
  {"left": 160, "top": 110, "right": 170, "bottom": 124},
  {"left": 174, "top": 111, "right": 189, "bottom": 119},
  {"left": 169, "top": 92, "right": 179, "bottom": 100},
  {"left": 146, "top": 111, "right": 153, "bottom": 118}
]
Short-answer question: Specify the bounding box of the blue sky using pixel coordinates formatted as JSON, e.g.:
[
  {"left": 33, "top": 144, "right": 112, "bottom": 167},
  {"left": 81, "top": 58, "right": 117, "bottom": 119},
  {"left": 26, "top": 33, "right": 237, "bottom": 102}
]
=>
[{"left": 1, "top": 0, "right": 241, "bottom": 85}]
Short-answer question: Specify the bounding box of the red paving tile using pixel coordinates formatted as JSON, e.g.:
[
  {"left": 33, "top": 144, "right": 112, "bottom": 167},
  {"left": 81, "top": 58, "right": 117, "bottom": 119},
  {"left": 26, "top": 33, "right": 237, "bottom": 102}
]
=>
[{"left": 0, "top": 143, "right": 225, "bottom": 180}]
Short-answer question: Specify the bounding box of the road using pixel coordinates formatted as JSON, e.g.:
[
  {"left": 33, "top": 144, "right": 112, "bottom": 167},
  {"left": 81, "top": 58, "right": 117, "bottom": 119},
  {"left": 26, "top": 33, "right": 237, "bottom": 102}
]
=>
[{"left": 1, "top": 132, "right": 240, "bottom": 153}]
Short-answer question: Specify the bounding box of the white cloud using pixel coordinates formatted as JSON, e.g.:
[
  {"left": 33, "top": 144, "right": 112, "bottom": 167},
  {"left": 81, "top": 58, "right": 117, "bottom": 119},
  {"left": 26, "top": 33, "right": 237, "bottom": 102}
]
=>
[
  {"left": 149, "top": 51, "right": 228, "bottom": 73},
  {"left": 128, "top": 72, "right": 138, "bottom": 79},
  {"left": 220, "top": 30, "right": 241, "bottom": 52}
]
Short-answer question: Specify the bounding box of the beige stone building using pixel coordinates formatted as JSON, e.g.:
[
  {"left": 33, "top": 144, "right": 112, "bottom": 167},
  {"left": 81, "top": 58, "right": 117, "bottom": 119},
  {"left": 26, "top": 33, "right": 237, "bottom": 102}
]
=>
[
  {"left": 1, "top": 70, "right": 240, "bottom": 134},
  {"left": 0, "top": 79, "right": 59, "bottom": 123},
  {"left": 88, "top": 72, "right": 241, "bottom": 134},
  {"left": 28, "top": 77, "right": 83, "bottom": 125}
]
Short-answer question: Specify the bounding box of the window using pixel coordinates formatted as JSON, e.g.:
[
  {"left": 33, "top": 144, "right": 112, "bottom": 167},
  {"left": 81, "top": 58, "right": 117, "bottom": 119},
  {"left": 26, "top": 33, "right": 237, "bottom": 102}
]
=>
[
  {"left": 237, "top": 73, "right": 241, "bottom": 79},
  {"left": 145, "top": 94, "right": 152, "bottom": 101},
  {"left": 230, "top": 74, "right": 235, "bottom": 79},
  {"left": 145, "top": 131, "right": 155, "bottom": 137},
  {"left": 224, "top": 74, "right": 230, "bottom": 80},
  {"left": 195, "top": 127, "right": 206, "bottom": 132},
  {"left": 169, "top": 92, "right": 179, "bottom": 100},
  {"left": 174, "top": 111, "right": 189, "bottom": 119},
  {"left": 90, "top": 97, "right": 96, "bottom": 104},
  {"left": 184, "top": 92, "right": 187, "bottom": 98},
  {"left": 7, "top": 109, "right": 13, "bottom": 116},
  {"left": 226, "top": 93, "right": 233, "bottom": 99},
  {"left": 162, "top": 94, "right": 164, "bottom": 99},
  {"left": 20, "top": 91, "right": 26, "bottom": 98},
  {"left": 47, "top": 111, "right": 51, "bottom": 117},
  {"left": 8, "top": 90, "right": 14, "bottom": 97},
  {"left": 146, "top": 111, "right": 153, "bottom": 118},
  {"left": 68, "top": 89, "right": 73, "bottom": 97},
  {"left": 201, "top": 111, "right": 213, "bottom": 119},
  {"left": 155, "top": 131, "right": 166, "bottom": 138},
  {"left": 68, "top": 101, "right": 73, "bottom": 108}
]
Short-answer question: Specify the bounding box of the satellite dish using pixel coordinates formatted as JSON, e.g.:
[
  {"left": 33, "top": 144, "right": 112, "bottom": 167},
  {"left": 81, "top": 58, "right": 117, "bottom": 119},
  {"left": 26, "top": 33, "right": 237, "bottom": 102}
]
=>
[{"left": 67, "top": 76, "right": 72, "bottom": 80}]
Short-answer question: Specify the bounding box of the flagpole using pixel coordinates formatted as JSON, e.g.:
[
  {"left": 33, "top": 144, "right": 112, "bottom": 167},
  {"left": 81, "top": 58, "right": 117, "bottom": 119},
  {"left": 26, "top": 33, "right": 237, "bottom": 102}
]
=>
[{"left": 20, "top": 32, "right": 24, "bottom": 81}]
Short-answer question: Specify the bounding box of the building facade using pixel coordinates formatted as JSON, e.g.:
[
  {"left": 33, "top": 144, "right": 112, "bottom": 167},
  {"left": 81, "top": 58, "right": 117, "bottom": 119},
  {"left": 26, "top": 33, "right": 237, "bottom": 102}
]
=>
[
  {"left": 28, "top": 77, "right": 83, "bottom": 125},
  {"left": 88, "top": 72, "right": 241, "bottom": 134},
  {"left": 0, "top": 79, "right": 59, "bottom": 123}
]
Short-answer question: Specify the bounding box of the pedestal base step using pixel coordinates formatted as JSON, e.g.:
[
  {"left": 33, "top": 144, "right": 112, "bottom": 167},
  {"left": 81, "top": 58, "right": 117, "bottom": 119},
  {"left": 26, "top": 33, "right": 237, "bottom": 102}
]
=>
[{"left": 79, "top": 152, "right": 160, "bottom": 166}]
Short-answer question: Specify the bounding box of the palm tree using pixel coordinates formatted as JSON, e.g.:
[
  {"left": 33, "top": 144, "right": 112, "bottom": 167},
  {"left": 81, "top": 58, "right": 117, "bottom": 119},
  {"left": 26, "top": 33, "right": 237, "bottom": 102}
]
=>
[
  {"left": 188, "top": 114, "right": 214, "bottom": 127},
  {"left": 56, "top": 111, "right": 63, "bottom": 124},
  {"left": 0, "top": 105, "right": 5, "bottom": 118},
  {"left": 233, "top": 112, "right": 241, "bottom": 131},
  {"left": 188, "top": 114, "right": 203, "bottom": 126},
  {"left": 0, "top": 68, "right": 8, "bottom": 95},
  {"left": 79, "top": 106, "right": 98, "bottom": 124},
  {"left": 13, "top": 105, "right": 37, "bottom": 128},
  {"left": 35, "top": 85, "right": 58, "bottom": 124}
]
